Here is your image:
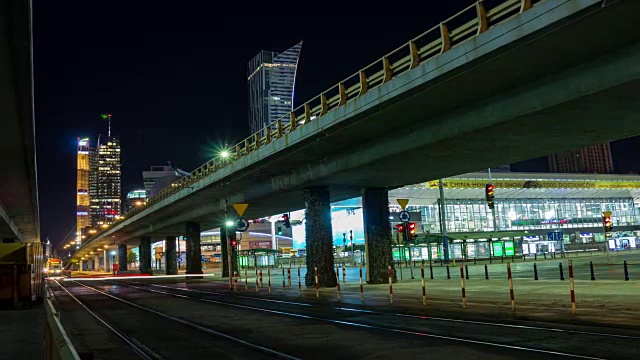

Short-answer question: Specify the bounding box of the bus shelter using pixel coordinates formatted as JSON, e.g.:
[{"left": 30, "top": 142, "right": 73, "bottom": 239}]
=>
[{"left": 237, "top": 249, "right": 278, "bottom": 268}]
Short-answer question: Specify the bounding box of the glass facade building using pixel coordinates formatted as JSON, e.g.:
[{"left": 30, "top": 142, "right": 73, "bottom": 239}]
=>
[
  {"left": 247, "top": 41, "right": 303, "bottom": 136},
  {"left": 76, "top": 138, "right": 91, "bottom": 244}
]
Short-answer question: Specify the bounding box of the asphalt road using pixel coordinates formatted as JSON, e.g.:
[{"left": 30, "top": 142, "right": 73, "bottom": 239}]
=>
[{"left": 51, "top": 277, "right": 640, "bottom": 360}]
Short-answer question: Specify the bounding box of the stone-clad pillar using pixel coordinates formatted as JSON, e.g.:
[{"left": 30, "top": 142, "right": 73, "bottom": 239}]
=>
[
  {"left": 94, "top": 255, "right": 100, "bottom": 271},
  {"left": 185, "top": 222, "right": 202, "bottom": 274},
  {"left": 139, "top": 236, "right": 152, "bottom": 274},
  {"left": 220, "top": 224, "right": 239, "bottom": 278},
  {"left": 304, "top": 188, "right": 337, "bottom": 287},
  {"left": 363, "top": 188, "right": 396, "bottom": 284},
  {"left": 165, "top": 236, "right": 178, "bottom": 275},
  {"left": 118, "top": 244, "right": 127, "bottom": 271}
]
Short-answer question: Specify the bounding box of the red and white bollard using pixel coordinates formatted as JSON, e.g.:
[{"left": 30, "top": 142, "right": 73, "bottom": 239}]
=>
[
  {"left": 233, "top": 271, "right": 238, "bottom": 291},
  {"left": 297, "top": 266, "right": 302, "bottom": 296},
  {"left": 421, "top": 264, "right": 426, "bottom": 306},
  {"left": 569, "top": 260, "right": 576, "bottom": 314},
  {"left": 336, "top": 268, "right": 341, "bottom": 302},
  {"left": 244, "top": 268, "right": 248, "bottom": 291},
  {"left": 259, "top": 269, "right": 263, "bottom": 288},
  {"left": 287, "top": 268, "right": 291, "bottom": 287},
  {"left": 460, "top": 265, "right": 466, "bottom": 309},
  {"left": 314, "top": 267, "right": 319, "bottom": 298},
  {"left": 507, "top": 263, "right": 515, "bottom": 311},
  {"left": 359, "top": 265, "right": 364, "bottom": 303},
  {"left": 255, "top": 268, "right": 259, "bottom": 292},
  {"left": 268, "top": 268, "right": 272, "bottom": 294},
  {"left": 388, "top": 265, "right": 393, "bottom": 304}
]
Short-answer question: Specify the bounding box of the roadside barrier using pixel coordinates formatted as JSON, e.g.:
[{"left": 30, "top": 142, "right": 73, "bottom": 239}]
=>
[{"left": 268, "top": 268, "right": 271, "bottom": 294}]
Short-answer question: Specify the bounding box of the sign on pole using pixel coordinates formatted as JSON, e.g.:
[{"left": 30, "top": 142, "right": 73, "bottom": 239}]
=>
[
  {"left": 397, "top": 199, "right": 409, "bottom": 210},
  {"left": 235, "top": 217, "right": 249, "bottom": 232},
  {"left": 232, "top": 203, "right": 249, "bottom": 217},
  {"left": 399, "top": 210, "right": 411, "bottom": 223},
  {"left": 603, "top": 211, "right": 612, "bottom": 218}
]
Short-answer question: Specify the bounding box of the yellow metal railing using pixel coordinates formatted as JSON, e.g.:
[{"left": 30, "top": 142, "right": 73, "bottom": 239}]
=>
[{"left": 86, "top": 0, "right": 542, "bottom": 243}]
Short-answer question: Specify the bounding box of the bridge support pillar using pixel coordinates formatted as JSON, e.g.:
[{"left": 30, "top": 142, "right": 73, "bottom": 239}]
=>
[
  {"left": 165, "top": 236, "right": 178, "bottom": 275},
  {"left": 304, "top": 187, "right": 337, "bottom": 287},
  {"left": 94, "top": 255, "right": 100, "bottom": 271},
  {"left": 185, "top": 222, "right": 203, "bottom": 274},
  {"left": 78, "top": 260, "right": 83, "bottom": 271},
  {"left": 363, "top": 188, "right": 396, "bottom": 284},
  {"left": 118, "top": 244, "right": 127, "bottom": 271},
  {"left": 139, "top": 236, "right": 152, "bottom": 274}
]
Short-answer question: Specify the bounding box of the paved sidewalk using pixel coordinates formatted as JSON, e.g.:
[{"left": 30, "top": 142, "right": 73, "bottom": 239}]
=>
[{"left": 0, "top": 305, "right": 44, "bottom": 360}]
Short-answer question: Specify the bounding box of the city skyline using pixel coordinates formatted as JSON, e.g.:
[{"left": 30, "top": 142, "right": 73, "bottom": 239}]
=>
[{"left": 34, "top": 1, "right": 640, "bottom": 247}]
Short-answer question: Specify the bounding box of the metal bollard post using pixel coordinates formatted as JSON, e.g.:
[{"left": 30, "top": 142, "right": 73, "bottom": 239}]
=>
[
  {"left": 342, "top": 264, "right": 346, "bottom": 283},
  {"left": 535, "top": 253, "right": 537, "bottom": 261},
  {"left": 446, "top": 265, "right": 450, "bottom": 280},
  {"left": 501, "top": 255, "right": 504, "bottom": 263},
  {"left": 287, "top": 267, "right": 291, "bottom": 287},
  {"left": 421, "top": 264, "right": 426, "bottom": 306},
  {"left": 544, "top": 253, "right": 547, "bottom": 260},
  {"left": 460, "top": 265, "right": 466, "bottom": 309},
  {"left": 314, "top": 266, "right": 319, "bottom": 298},
  {"left": 569, "top": 260, "right": 576, "bottom": 315},
  {"left": 255, "top": 268, "right": 259, "bottom": 292},
  {"left": 474, "top": 257, "right": 477, "bottom": 265},
  {"left": 484, "top": 264, "right": 489, "bottom": 280},
  {"left": 359, "top": 265, "right": 364, "bottom": 303},
  {"left": 507, "top": 263, "right": 515, "bottom": 312},
  {"left": 523, "top": 254, "right": 526, "bottom": 262},
  {"left": 297, "top": 267, "right": 302, "bottom": 296},
  {"left": 388, "top": 265, "right": 393, "bottom": 304},
  {"left": 429, "top": 262, "right": 434, "bottom": 280},
  {"left": 233, "top": 271, "right": 238, "bottom": 291},
  {"left": 624, "top": 261, "right": 630, "bottom": 281},
  {"left": 282, "top": 268, "right": 286, "bottom": 293},
  {"left": 260, "top": 269, "right": 263, "bottom": 288},
  {"left": 336, "top": 268, "right": 341, "bottom": 302},
  {"left": 589, "top": 261, "right": 595, "bottom": 281},
  {"left": 534, "top": 263, "right": 538, "bottom": 280},
  {"left": 559, "top": 263, "right": 565, "bottom": 281},
  {"left": 464, "top": 265, "right": 469, "bottom": 280},
  {"left": 245, "top": 268, "right": 248, "bottom": 290},
  {"left": 268, "top": 268, "right": 272, "bottom": 293}
]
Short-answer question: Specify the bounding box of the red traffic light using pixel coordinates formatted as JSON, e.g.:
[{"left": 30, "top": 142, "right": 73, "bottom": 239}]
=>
[
  {"left": 231, "top": 240, "right": 237, "bottom": 247},
  {"left": 408, "top": 222, "right": 416, "bottom": 234},
  {"left": 395, "top": 224, "right": 404, "bottom": 233}
]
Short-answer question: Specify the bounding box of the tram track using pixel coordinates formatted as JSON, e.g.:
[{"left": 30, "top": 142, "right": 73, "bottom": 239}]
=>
[
  {"left": 51, "top": 279, "right": 299, "bottom": 360},
  {"left": 78, "top": 278, "right": 633, "bottom": 360}
]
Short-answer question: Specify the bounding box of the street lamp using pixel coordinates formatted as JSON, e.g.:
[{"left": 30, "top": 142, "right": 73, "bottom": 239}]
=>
[
  {"left": 225, "top": 220, "right": 234, "bottom": 227},
  {"left": 219, "top": 150, "right": 230, "bottom": 159}
]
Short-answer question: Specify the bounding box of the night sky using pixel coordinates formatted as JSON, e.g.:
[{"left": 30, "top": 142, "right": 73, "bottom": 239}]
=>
[{"left": 33, "top": 1, "right": 639, "bottom": 248}]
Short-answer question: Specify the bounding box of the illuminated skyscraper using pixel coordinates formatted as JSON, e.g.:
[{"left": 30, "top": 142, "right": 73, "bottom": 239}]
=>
[
  {"left": 91, "top": 136, "right": 122, "bottom": 227},
  {"left": 247, "top": 41, "right": 302, "bottom": 135},
  {"left": 76, "top": 138, "right": 91, "bottom": 244}
]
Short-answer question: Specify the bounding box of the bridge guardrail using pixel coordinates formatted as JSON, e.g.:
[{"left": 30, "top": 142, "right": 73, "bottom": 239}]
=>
[{"left": 85, "top": 0, "right": 542, "bottom": 243}]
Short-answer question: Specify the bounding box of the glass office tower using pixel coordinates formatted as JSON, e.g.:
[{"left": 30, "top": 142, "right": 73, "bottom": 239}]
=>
[{"left": 247, "top": 41, "right": 303, "bottom": 136}]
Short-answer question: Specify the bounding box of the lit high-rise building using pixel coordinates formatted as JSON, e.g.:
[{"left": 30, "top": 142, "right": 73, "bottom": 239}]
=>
[
  {"left": 247, "top": 41, "right": 303, "bottom": 135},
  {"left": 76, "top": 138, "right": 91, "bottom": 244},
  {"left": 548, "top": 143, "right": 614, "bottom": 174},
  {"left": 91, "top": 136, "right": 122, "bottom": 227}
]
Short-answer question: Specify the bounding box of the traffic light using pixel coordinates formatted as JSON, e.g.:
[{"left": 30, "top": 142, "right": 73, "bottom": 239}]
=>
[
  {"left": 603, "top": 215, "right": 613, "bottom": 233},
  {"left": 395, "top": 224, "right": 404, "bottom": 233},
  {"left": 282, "top": 213, "right": 291, "bottom": 228},
  {"left": 277, "top": 226, "right": 283, "bottom": 235},
  {"left": 485, "top": 184, "right": 495, "bottom": 209},
  {"left": 231, "top": 239, "right": 237, "bottom": 247},
  {"left": 407, "top": 222, "right": 417, "bottom": 241}
]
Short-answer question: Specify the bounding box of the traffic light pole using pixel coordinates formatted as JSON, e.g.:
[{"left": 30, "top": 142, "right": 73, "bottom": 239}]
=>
[
  {"left": 225, "top": 199, "right": 233, "bottom": 290},
  {"left": 488, "top": 168, "right": 498, "bottom": 231}
]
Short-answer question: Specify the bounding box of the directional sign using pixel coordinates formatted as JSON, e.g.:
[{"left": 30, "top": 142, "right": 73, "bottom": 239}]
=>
[
  {"left": 396, "top": 199, "right": 409, "bottom": 210},
  {"left": 232, "top": 203, "right": 249, "bottom": 217},
  {"left": 235, "top": 217, "right": 249, "bottom": 232},
  {"left": 399, "top": 210, "right": 411, "bottom": 223},
  {"left": 547, "top": 231, "right": 563, "bottom": 241}
]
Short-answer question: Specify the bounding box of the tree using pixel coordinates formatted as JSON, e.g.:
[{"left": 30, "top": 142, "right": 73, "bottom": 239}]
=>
[{"left": 127, "top": 250, "right": 138, "bottom": 266}]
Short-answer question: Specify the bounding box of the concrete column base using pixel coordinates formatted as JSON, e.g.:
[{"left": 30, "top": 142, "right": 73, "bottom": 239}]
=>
[
  {"left": 118, "top": 244, "right": 127, "bottom": 271},
  {"left": 139, "top": 236, "right": 152, "bottom": 274},
  {"left": 185, "top": 222, "right": 203, "bottom": 274},
  {"left": 165, "top": 236, "right": 178, "bottom": 275},
  {"left": 363, "top": 188, "right": 396, "bottom": 284},
  {"left": 303, "top": 187, "right": 337, "bottom": 287}
]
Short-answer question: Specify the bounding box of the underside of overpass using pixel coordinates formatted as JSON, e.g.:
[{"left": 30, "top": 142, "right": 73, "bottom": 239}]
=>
[
  {"left": 79, "top": 0, "right": 640, "bottom": 255},
  {"left": 0, "top": 0, "right": 40, "bottom": 243}
]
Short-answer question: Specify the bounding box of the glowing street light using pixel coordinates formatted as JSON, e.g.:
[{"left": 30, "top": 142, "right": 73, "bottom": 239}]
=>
[
  {"left": 225, "top": 220, "right": 234, "bottom": 227},
  {"left": 219, "top": 150, "right": 230, "bottom": 159}
]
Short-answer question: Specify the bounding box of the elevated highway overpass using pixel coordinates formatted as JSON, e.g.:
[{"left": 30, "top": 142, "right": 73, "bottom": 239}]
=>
[
  {"left": 76, "top": 0, "right": 640, "bottom": 283},
  {"left": 0, "top": 0, "right": 39, "bottom": 244}
]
